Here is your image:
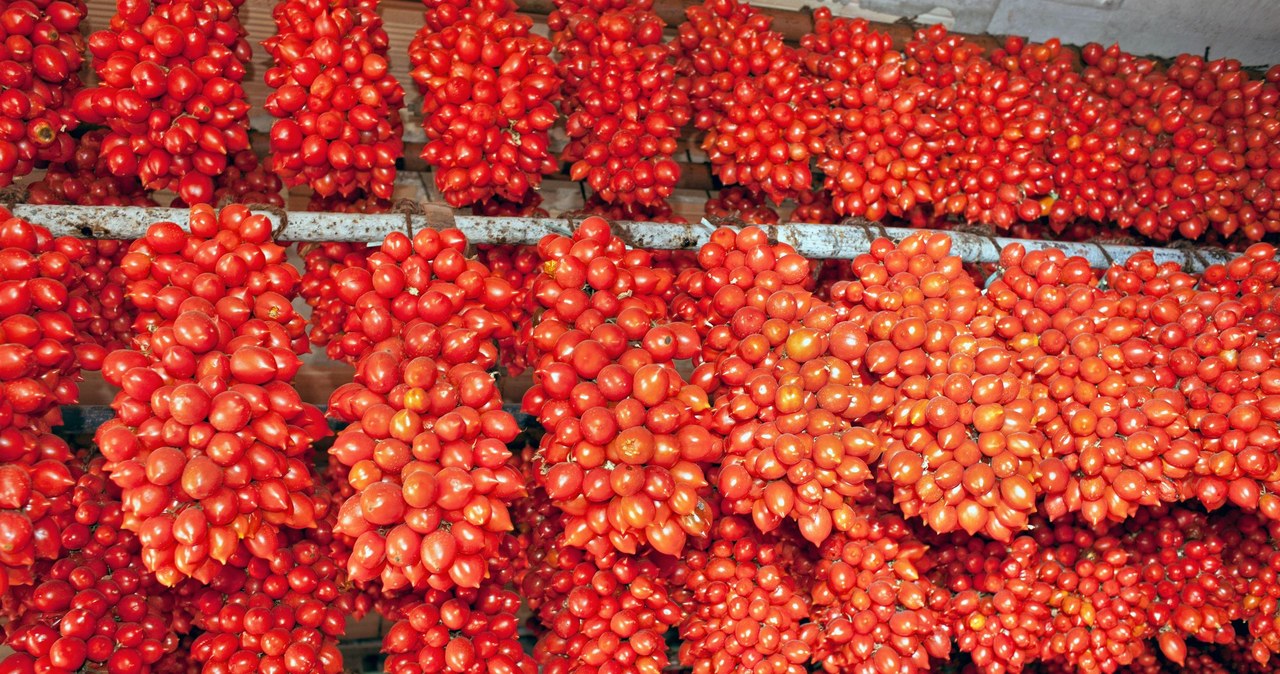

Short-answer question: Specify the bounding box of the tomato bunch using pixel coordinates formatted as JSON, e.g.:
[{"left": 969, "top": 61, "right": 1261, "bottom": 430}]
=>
[
  {"left": 809, "top": 498, "right": 950, "bottom": 673},
  {"left": 382, "top": 582, "right": 534, "bottom": 674},
  {"left": 0, "top": 437, "right": 75, "bottom": 595},
  {"left": 0, "top": 210, "right": 102, "bottom": 427},
  {"left": 902, "top": 26, "right": 1054, "bottom": 230},
  {"left": 181, "top": 151, "right": 286, "bottom": 209},
  {"left": 521, "top": 217, "right": 717, "bottom": 557},
  {"left": 805, "top": 11, "right": 940, "bottom": 221},
  {"left": 470, "top": 194, "right": 548, "bottom": 217},
  {"left": 672, "top": 226, "right": 880, "bottom": 545},
  {"left": 298, "top": 241, "right": 371, "bottom": 357},
  {"left": 571, "top": 193, "right": 686, "bottom": 224},
  {"left": 0, "top": 0, "right": 84, "bottom": 187},
  {"left": 0, "top": 210, "right": 107, "bottom": 590},
  {"left": 1091, "top": 50, "right": 1280, "bottom": 242},
  {"left": 474, "top": 242, "right": 539, "bottom": 374},
  {"left": 322, "top": 227, "right": 524, "bottom": 594},
  {"left": 73, "top": 239, "right": 132, "bottom": 355},
  {"left": 833, "top": 233, "right": 1043, "bottom": 539},
  {"left": 1001, "top": 38, "right": 1128, "bottom": 232},
  {"left": 409, "top": 0, "right": 559, "bottom": 207},
  {"left": 2, "top": 458, "right": 189, "bottom": 674},
  {"left": 678, "top": 0, "right": 825, "bottom": 204},
  {"left": 94, "top": 205, "right": 328, "bottom": 586},
  {"left": 188, "top": 534, "right": 354, "bottom": 674},
  {"left": 522, "top": 542, "right": 682, "bottom": 674},
  {"left": 704, "top": 186, "right": 780, "bottom": 225},
  {"left": 678, "top": 516, "right": 820, "bottom": 674},
  {"left": 555, "top": 0, "right": 689, "bottom": 207},
  {"left": 26, "top": 130, "right": 155, "bottom": 207},
  {"left": 263, "top": 0, "right": 404, "bottom": 203},
  {"left": 787, "top": 189, "right": 840, "bottom": 224},
  {"left": 78, "top": 0, "right": 252, "bottom": 205}
]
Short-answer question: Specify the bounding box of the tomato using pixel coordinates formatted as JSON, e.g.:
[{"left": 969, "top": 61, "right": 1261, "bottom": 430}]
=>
[
  {"left": 229, "top": 346, "right": 277, "bottom": 385},
  {"left": 360, "top": 480, "right": 405, "bottom": 526}
]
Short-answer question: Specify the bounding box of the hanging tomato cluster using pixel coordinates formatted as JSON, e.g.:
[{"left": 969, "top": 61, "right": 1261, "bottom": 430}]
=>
[
  {"left": 678, "top": 0, "right": 826, "bottom": 204},
  {"left": 677, "top": 516, "right": 820, "bottom": 674},
  {"left": 26, "top": 130, "right": 155, "bottom": 207},
  {"left": 298, "top": 241, "right": 371, "bottom": 358},
  {"left": 803, "top": 12, "right": 938, "bottom": 222},
  {"left": 703, "top": 186, "right": 780, "bottom": 225},
  {"left": 2, "top": 458, "right": 191, "bottom": 674},
  {"left": 1093, "top": 51, "right": 1280, "bottom": 242},
  {"left": 910, "top": 27, "right": 1057, "bottom": 230},
  {"left": 381, "top": 579, "right": 533, "bottom": 673},
  {"left": 93, "top": 205, "right": 329, "bottom": 586},
  {"left": 263, "top": 0, "right": 404, "bottom": 203},
  {"left": 188, "top": 533, "right": 354, "bottom": 674},
  {"left": 571, "top": 193, "right": 686, "bottom": 224},
  {"left": 0, "top": 0, "right": 85, "bottom": 186},
  {"left": 0, "top": 209, "right": 106, "bottom": 591},
  {"left": 78, "top": 0, "right": 252, "bottom": 206},
  {"left": 167, "top": 151, "right": 286, "bottom": 209},
  {"left": 409, "top": 0, "right": 559, "bottom": 207},
  {"left": 317, "top": 226, "right": 524, "bottom": 588},
  {"left": 469, "top": 194, "right": 548, "bottom": 218},
  {"left": 309, "top": 226, "right": 541, "bottom": 673},
  {"left": 521, "top": 217, "right": 718, "bottom": 558},
  {"left": 554, "top": 0, "right": 689, "bottom": 207}
]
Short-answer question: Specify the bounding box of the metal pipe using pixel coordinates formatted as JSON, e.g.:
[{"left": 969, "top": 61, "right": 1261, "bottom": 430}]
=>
[{"left": 11, "top": 204, "right": 1237, "bottom": 271}]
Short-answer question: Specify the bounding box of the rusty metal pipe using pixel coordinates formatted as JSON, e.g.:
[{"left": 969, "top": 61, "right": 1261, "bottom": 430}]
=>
[{"left": 12, "top": 204, "right": 1237, "bottom": 272}]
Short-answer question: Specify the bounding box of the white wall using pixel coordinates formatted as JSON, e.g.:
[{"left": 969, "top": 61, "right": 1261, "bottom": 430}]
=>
[{"left": 802, "top": 0, "right": 1280, "bottom": 65}]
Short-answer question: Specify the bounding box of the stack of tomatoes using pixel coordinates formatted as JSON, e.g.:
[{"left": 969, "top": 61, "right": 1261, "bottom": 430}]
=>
[
  {"left": 78, "top": 0, "right": 252, "bottom": 205},
  {"left": 93, "top": 205, "right": 328, "bottom": 586},
  {"left": 0, "top": 0, "right": 84, "bottom": 187},
  {"left": 409, "top": 0, "right": 559, "bottom": 207},
  {"left": 263, "top": 0, "right": 404, "bottom": 203}
]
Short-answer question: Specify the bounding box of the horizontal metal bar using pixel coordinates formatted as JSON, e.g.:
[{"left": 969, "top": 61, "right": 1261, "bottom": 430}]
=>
[{"left": 11, "top": 204, "right": 1239, "bottom": 271}]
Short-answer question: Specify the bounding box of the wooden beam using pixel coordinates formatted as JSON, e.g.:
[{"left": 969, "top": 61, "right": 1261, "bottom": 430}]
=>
[{"left": 249, "top": 134, "right": 720, "bottom": 192}]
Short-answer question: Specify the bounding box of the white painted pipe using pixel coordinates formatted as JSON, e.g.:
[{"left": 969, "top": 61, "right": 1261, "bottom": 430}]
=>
[{"left": 10, "top": 204, "right": 1238, "bottom": 272}]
